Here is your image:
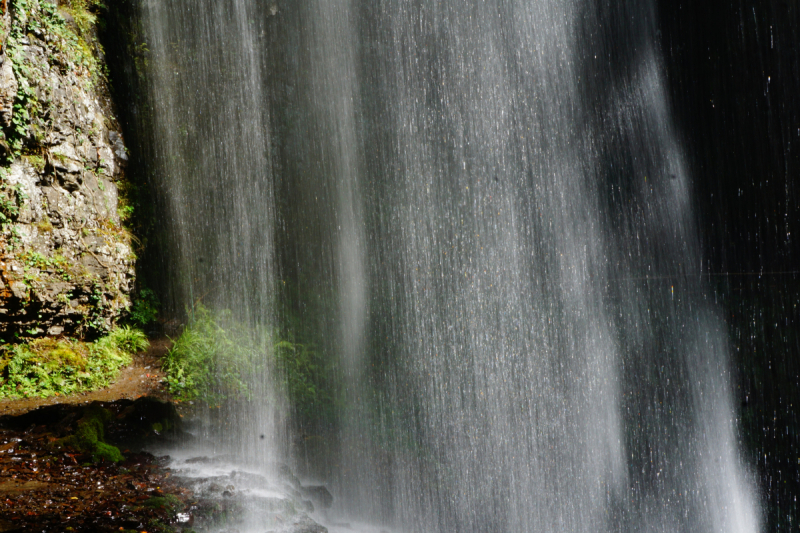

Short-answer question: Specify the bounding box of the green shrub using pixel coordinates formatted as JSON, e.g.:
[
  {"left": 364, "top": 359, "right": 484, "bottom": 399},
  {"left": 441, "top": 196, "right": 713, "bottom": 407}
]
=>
[
  {"left": 162, "top": 306, "right": 262, "bottom": 403},
  {"left": 0, "top": 326, "right": 147, "bottom": 399},
  {"left": 129, "top": 288, "right": 159, "bottom": 327},
  {"left": 64, "top": 0, "right": 105, "bottom": 38},
  {"left": 162, "top": 305, "right": 333, "bottom": 420},
  {"left": 103, "top": 325, "right": 149, "bottom": 354}
]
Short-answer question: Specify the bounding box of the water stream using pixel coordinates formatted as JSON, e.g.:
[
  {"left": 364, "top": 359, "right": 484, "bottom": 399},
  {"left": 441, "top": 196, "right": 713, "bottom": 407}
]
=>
[{"left": 135, "top": 0, "right": 760, "bottom": 531}]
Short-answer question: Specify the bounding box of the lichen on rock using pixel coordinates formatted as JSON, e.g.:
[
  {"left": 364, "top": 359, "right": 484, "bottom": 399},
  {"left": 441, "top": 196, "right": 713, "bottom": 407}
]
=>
[{"left": 0, "top": 0, "right": 135, "bottom": 340}]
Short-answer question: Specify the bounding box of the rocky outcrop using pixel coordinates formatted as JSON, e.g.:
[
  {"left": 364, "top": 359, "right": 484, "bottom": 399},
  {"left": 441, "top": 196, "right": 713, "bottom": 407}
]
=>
[{"left": 0, "top": 0, "right": 134, "bottom": 340}]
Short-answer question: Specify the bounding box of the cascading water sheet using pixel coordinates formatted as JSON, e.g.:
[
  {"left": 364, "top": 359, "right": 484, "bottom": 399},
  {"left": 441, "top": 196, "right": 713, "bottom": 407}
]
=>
[
  {"left": 134, "top": 0, "right": 761, "bottom": 531},
  {"left": 287, "top": 0, "right": 761, "bottom": 531}
]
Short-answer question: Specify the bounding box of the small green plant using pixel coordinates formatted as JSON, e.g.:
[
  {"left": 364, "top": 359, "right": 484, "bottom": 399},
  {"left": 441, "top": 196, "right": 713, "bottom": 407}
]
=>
[
  {"left": 64, "top": 0, "right": 106, "bottom": 38},
  {"left": 23, "top": 154, "right": 46, "bottom": 172},
  {"left": 102, "top": 325, "right": 149, "bottom": 354},
  {"left": 0, "top": 183, "right": 25, "bottom": 229},
  {"left": 35, "top": 216, "right": 54, "bottom": 233},
  {"left": 118, "top": 203, "right": 134, "bottom": 222},
  {"left": 20, "top": 249, "right": 69, "bottom": 277}
]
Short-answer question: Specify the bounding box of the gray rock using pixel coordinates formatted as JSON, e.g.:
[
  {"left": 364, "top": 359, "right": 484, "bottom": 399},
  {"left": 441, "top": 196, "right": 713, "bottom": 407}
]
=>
[
  {"left": 0, "top": 0, "right": 134, "bottom": 339},
  {"left": 283, "top": 515, "right": 328, "bottom": 533},
  {"left": 9, "top": 282, "right": 29, "bottom": 301},
  {"left": 56, "top": 170, "right": 82, "bottom": 192},
  {"left": 0, "top": 56, "right": 17, "bottom": 127},
  {"left": 300, "top": 485, "right": 333, "bottom": 510}
]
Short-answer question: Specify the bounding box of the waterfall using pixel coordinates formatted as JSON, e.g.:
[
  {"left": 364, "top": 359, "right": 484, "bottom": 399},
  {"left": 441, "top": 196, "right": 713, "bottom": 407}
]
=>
[
  {"left": 135, "top": 0, "right": 760, "bottom": 531},
  {"left": 138, "top": 0, "right": 285, "bottom": 465}
]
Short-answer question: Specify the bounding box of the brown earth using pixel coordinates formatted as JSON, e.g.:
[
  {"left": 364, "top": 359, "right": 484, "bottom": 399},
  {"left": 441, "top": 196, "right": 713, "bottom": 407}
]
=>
[{"left": 0, "top": 338, "right": 173, "bottom": 418}]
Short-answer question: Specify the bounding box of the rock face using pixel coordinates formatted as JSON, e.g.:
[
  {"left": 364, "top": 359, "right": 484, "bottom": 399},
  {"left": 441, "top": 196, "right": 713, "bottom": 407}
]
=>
[{"left": 0, "top": 0, "right": 134, "bottom": 340}]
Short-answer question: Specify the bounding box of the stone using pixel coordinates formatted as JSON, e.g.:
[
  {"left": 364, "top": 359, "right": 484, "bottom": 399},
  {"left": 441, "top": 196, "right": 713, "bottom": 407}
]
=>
[
  {"left": 0, "top": 57, "right": 16, "bottom": 128},
  {"left": 8, "top": 282, "right": 28, "bottom": 301},
  {"left": 284, "top": 515, "right": 328, "bottom": 533},
  {"left": 300, "top": 485, "right": 333, "bottom": 509},
  {"left": 56, "top": 170, "right": 82, "bottom": 192}
]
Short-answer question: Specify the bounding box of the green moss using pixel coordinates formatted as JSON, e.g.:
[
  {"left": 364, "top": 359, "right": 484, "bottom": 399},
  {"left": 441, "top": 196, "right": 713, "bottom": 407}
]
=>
[
  {"left": 0, "top": 326, "right": 148, "bottom": 399},
  {"left": 28, "top": 338, "right": 89, "bottom": 369},
  {"left": 92, "top": 441, "right": 123, "bottom": 462},
  {"left": 22, "top": 154, "right": 46, "bottom": 172},
  {"left": 35, "top": 216, "right": 54, "bottom": 232},
  {"left": 57, "top": 405, "right": 123, "bottom": 463},
  {"left": 143, "top": 494, "right": 185, "bottom": 514}
]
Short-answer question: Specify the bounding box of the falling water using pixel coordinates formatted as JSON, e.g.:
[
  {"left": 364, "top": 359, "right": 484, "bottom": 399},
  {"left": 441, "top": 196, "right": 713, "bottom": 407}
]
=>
[
  {"left": 133, "top": 0, "right": 760, "bottom": 531},
  {"left": 137, "top": 0, "right": 285, "bottom": 466}
]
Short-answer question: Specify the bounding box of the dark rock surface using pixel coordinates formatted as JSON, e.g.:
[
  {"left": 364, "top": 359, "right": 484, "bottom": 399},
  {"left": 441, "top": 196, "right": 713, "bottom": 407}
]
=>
[{"left": 301, "top": 485, "right": 333, "bottom": 510}]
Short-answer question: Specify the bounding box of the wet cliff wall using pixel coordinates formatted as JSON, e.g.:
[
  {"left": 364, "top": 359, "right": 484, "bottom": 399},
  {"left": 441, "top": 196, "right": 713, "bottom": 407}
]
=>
[{"left": 0, "top": 0, "right": 135, "bottom": 340}]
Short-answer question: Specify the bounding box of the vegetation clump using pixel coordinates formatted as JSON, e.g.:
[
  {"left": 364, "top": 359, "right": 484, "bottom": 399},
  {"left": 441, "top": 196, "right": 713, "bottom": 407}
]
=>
[
  {"left": 0, "top": 326, "right": 148, "bottom": 399},
  {"left": 162, "top": 305, "right": 261, "bottom": 404},
  {"left": 163, "top": 305, "right": 333, "bottom": 423},
  {"left": 129, "top": 287, "right": 160, "bottom": 327},
  {"left": 56, "top": 404, "right": 123, "bottom": 462}
]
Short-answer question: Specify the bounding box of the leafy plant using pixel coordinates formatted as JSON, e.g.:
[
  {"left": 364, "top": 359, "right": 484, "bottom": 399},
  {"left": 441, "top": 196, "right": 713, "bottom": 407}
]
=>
[
  {"left": 0, "top": 183, "right": 25, "bottom": 230},
  {"left": 129, "top": 287, "right": 159, "bottom": 327},
  {"left": 162, "top": 305, "right": 334, "bottom": 422},
  {"left": 118, "top": 203, "right": 134, "bottom": 222},
  {"left": 102, "top": 325, "right": 149, "bottom": 354},
  {"left": 64, "top": 0, "right": 105, "bottom": 38},
  {"left": 22, "top": 154, "right": 45, "bottom": 172},
  {"left": 162, "top": 306, "right": 261, "bottom": 403}
]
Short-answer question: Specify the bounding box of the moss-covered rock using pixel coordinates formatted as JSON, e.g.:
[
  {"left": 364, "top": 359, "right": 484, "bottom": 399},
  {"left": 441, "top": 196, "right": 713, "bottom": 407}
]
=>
[{"left": 56, "top": 404, "right": 124, "bottom": 462}]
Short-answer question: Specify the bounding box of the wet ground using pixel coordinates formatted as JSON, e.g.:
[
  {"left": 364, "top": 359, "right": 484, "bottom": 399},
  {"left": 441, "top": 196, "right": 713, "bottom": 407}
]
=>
[
  {"left": 0, "top": 338, "right": 196, "bottom": 532},
  {"left": 0, "top": 339, "right": 367, "bottom": 533},
  {"left": 0, "top": 430, "right": 191, "bottom": 532},
  {"left": 0, "top": 338, "right": 173, "bottom": 417}
]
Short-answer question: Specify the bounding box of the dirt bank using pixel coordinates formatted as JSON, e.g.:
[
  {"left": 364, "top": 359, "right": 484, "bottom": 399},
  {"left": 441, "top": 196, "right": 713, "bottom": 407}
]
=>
[{"left": 0, "top": 338, "right": 173, "bottom": 418}]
